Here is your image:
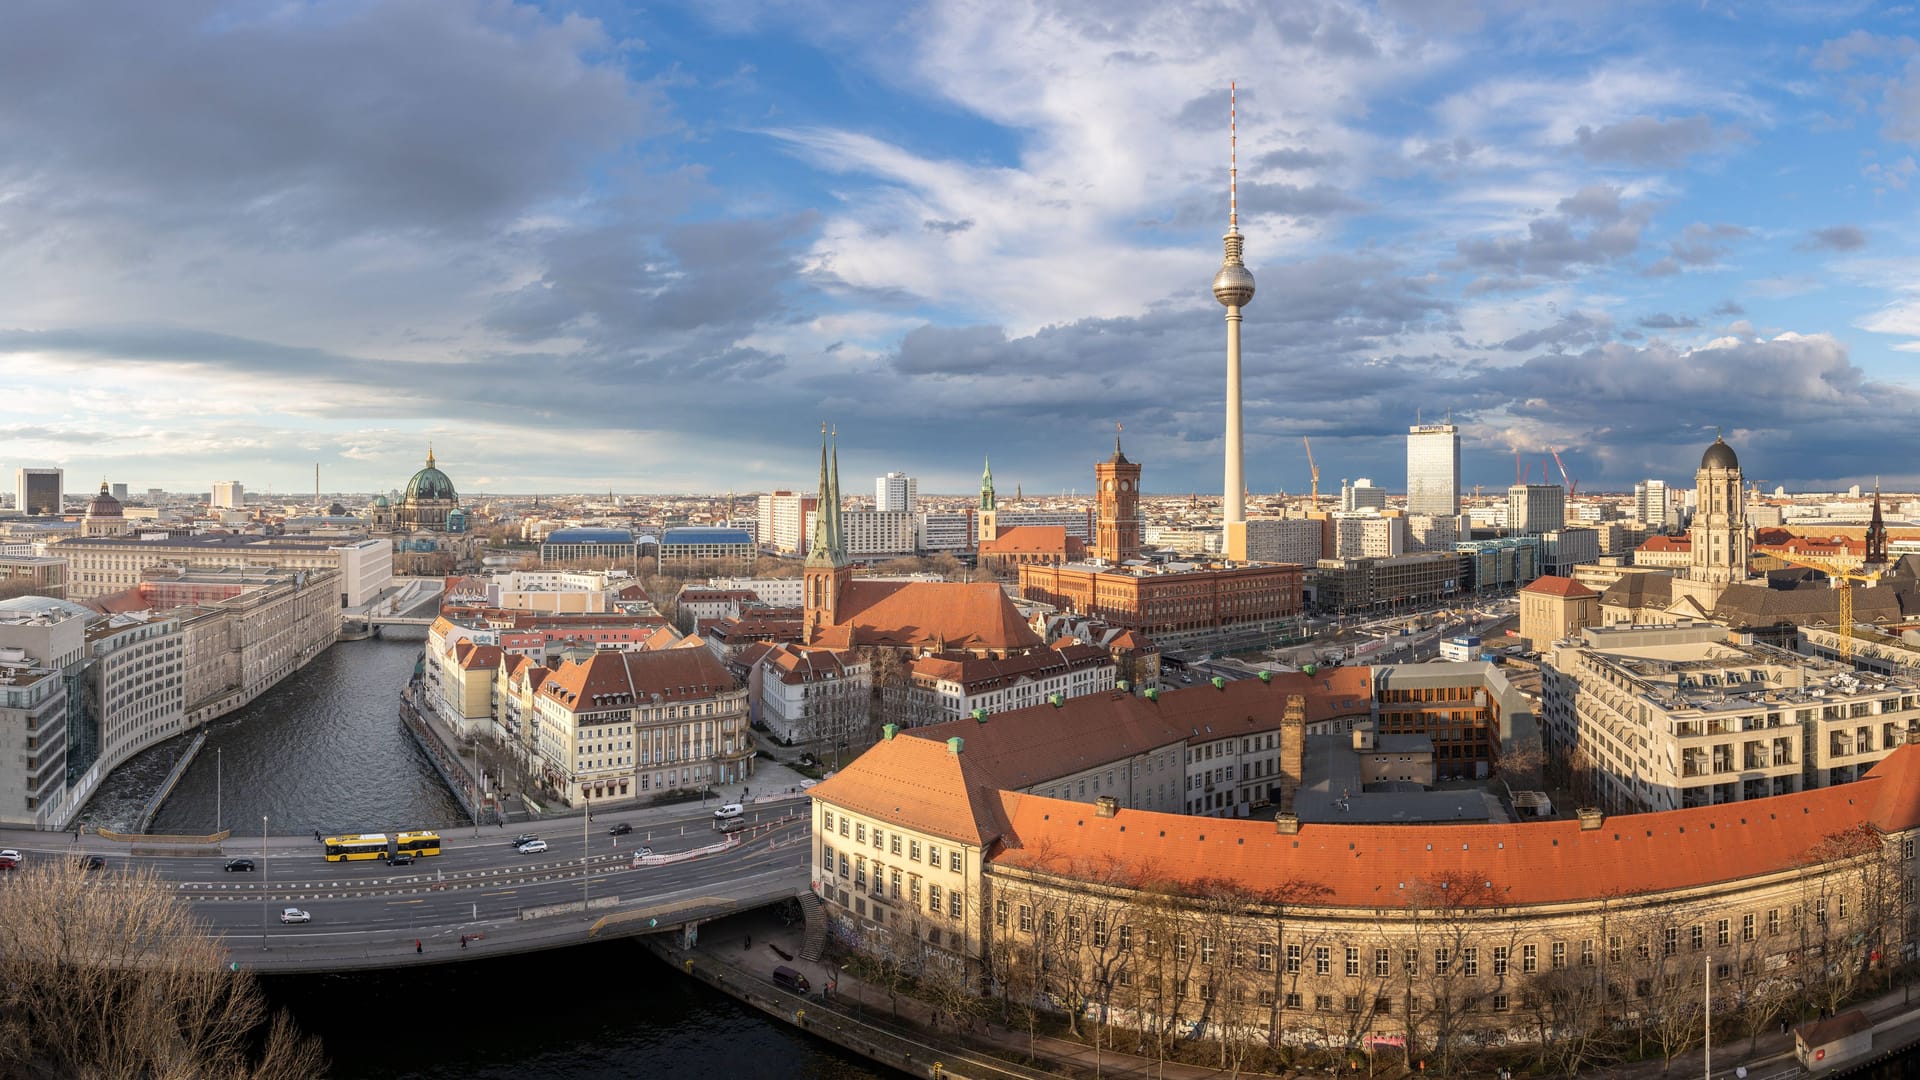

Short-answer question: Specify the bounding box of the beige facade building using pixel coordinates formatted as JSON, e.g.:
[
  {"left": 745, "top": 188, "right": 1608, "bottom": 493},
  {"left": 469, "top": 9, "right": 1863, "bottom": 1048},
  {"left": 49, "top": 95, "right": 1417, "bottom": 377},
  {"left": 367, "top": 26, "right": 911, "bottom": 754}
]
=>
[
  {"left": 1517, "top": 574, "right": 1600, "bottom": 649},
  {"left": 56, "top": 533, "right": 391, "bottom": 608},
  {"left": 1544, "top": 623, "right": 1920, "bottom": 813}
]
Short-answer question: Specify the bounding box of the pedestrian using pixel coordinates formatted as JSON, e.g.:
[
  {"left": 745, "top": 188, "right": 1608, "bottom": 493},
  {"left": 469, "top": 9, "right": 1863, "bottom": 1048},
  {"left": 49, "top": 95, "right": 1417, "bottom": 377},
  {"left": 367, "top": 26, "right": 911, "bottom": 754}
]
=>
[
  {"left": 745, "top": 934, "right": 752, "bottom": 950},
  {"left": 415, "top": 939, "right": 423, "bottom": 955},
  {"left": 460, "top": 934, "right": 468, "bottom": 949}
]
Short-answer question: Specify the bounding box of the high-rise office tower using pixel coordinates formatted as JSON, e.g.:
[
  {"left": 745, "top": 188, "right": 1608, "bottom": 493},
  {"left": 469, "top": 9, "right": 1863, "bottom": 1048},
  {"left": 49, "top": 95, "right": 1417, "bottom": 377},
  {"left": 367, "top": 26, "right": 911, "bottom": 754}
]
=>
[
  {"left": 875, "top": 471, "right": 917, "bottom": 514},
  {"left": 1507, "top": 484, "right": 1566, "bottom": 536},
  {"left": 1340, "top": 478, "right": 1388, "bottom": 511},
  {"left": 110, "top": 483, "right": 128, "bottom": 501},
  {"left": 211, "top": 481, "right": 246, "bottom": 509},
  {"left": 1634, "top": 479, "right": 1671, "bottom": 530},
  {"left": 15, "top": 468, "right": 62, "bottom": 516},
  {"left": 1406, "top": 423, "right": 1461, "bottom": 516},
  {"left": 1212, "top": 83, "right": 1255, "bottom": 528}
]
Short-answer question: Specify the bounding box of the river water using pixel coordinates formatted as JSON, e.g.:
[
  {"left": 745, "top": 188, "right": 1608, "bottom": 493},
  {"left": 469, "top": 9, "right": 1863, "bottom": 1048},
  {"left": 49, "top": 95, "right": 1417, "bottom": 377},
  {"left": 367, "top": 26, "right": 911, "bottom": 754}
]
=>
[{"left": 78, "top": 638, "right": 892, "bottom": 1080}]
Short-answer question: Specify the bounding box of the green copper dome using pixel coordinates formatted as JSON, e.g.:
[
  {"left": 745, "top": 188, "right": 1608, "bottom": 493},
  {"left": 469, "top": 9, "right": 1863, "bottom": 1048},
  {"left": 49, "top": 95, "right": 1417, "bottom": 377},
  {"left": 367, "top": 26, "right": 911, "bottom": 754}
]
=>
[{"left": 403, "top": 449, "right": 458, "bottom": 503}]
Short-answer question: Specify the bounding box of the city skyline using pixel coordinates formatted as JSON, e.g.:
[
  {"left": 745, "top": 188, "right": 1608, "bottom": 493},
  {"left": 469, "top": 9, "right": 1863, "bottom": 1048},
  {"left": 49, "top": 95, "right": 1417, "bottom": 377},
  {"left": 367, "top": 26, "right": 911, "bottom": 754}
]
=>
[{"left": 3, "top": 3, "right": 1920, "bottom": 496}]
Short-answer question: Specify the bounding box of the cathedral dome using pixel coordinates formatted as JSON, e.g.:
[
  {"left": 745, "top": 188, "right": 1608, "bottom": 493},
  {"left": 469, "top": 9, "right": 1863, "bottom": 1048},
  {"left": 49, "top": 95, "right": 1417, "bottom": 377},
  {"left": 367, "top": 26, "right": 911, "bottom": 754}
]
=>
[
  {"left": 372, "top": 495, "right": 391, "bottom": 508},
  {"left": 1700, "top": 435, "right": 1739, "bottom": 471},
  {"left": 86, "top": 481, "right": 123, "bottom": 518},
  {"left": 404, "top": 450, "right": 458, "bottom": 504}
]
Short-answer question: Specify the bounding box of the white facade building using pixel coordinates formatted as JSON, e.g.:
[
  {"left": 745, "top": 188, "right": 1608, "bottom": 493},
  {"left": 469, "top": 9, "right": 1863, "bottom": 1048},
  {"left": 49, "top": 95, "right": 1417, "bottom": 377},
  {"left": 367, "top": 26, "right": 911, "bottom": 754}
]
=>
[
  {"left": 755, "top": 491, "right": 815, "bottom": 556},
  {"left": 1340, "top": 478, "right": 1388, "bottom": 511},
  {"left": 1635, "top": 480, "right": 1672, "bottom": 530},
  {"left": 1332, "top": 512, "right": 1404, "bottom": 559},
  {"left": 1507, "top": 484, "right": 1566, "bottom": 536},
  {"left": 211, "top": 481, "right": 246, "bottom": 509},
  {"left": 1228, "top": 517, "right": 1322, "bottom": 566},
  {"left": 875, "top": 472, "right": 918, "bottom": 514},
  {"left": 1406, "top": 423, "right": 1460, "bottom": 516}
]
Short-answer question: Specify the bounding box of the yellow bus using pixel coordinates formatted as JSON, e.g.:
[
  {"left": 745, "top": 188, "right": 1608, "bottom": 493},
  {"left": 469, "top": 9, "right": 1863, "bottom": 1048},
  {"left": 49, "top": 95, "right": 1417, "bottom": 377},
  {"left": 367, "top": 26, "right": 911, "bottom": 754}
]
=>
[
  {"left": 393, "top": 831, "right": 443, "bottom": 859},
  {"left": 322, "top": 833, "right": 391, "bottom": 861}
]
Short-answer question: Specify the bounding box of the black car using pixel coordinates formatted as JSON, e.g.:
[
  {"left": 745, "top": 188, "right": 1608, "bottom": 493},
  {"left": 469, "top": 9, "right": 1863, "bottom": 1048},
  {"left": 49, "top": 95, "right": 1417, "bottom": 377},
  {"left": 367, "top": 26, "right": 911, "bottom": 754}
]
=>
[
  {"left": 85, "top": 855, "right": 107, "bottom": 870},
  {"left": 608, "top": 822, "right": 632, "bottom": 836},
  {"left": 388, "top": 853, "right": 414, "bottom": 866},
  {"left": 224, "top": 858, "right": 255, "bottom": 872},
  {"left": 512, "top": 833, "right": 539, "bottom": 847}
]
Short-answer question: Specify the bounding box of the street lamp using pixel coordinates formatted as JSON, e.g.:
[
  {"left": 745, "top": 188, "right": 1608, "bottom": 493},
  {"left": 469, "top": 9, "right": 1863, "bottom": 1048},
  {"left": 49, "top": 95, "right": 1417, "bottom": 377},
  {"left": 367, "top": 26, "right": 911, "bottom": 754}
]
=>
[
  {"left": 260, "top": 814, "right": 269, "bottom": 950},
  {"left": 582, "top": 790, "right": 590, "bottom": 913},
  {"left": 215, "top": 748, "right": 222, "bottom": 833},
  {"left": 471, "top": 740, "right": 481, "bottom": 837}
]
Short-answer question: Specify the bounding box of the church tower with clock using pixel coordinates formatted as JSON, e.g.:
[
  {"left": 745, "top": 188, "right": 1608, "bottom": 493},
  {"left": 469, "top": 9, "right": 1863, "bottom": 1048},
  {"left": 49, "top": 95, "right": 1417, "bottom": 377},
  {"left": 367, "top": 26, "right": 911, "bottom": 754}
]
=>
[{"left": 1094, "top": 427, "right": 1142, "bottom": 565}]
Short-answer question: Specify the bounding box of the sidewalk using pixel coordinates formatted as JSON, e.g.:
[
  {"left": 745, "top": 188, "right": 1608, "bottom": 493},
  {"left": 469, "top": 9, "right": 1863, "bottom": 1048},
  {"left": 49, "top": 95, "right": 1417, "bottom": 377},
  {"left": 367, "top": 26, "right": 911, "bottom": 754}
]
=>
[{"left": 683, "top": 903, "right": 1920, "bottom": 1080}]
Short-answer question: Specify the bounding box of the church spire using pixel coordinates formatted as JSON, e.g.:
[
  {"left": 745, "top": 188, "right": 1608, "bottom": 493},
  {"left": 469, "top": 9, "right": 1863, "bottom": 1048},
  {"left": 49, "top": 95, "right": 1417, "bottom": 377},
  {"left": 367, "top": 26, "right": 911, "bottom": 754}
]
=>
[
  {"left": 1867, "top": 478, "right": 1889, "bottom": 566},
  {"left": 980, "top": 456, "right": 996, "bottom": 511}
]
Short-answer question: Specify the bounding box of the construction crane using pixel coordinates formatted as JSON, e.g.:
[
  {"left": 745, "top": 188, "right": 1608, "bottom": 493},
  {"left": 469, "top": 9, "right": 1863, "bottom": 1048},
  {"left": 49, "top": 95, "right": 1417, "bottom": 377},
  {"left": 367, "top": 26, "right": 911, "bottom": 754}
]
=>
[
  {"left": 1550, "top": 448, "right": 1578, "bottom": 498},
  {"left": 1767, "top": 551, "right": 1888, "bottom": 665},
  {"left": 1303, "top": 436, "right": 1320, "bottom": 511}
]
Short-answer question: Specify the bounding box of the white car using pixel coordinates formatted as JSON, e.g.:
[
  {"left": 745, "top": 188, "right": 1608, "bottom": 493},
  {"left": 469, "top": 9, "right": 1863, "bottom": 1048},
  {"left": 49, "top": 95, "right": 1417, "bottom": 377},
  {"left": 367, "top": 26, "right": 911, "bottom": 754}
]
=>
[
  {"left": 713, "top": 803, "right": 743, "bottom": 820},
  {"left": 279, "top": 908, "right": 310, "bottom": 924},
  {"left": 517, "top": 839, "right": 549, "bottom": 854},
  {"left": 0, "top": 849, "right": 18, "bottom": 868}
]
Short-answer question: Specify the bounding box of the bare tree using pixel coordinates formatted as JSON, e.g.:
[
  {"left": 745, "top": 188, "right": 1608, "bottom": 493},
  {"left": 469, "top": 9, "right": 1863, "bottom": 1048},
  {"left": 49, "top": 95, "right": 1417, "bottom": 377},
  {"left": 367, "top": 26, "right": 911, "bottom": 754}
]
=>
[
  {"left": 0, "top": 855, "right": 326, "bottom": 1079},
  {"left": 1400, "top": 870, "right": 1508, "bottom": 1075}
]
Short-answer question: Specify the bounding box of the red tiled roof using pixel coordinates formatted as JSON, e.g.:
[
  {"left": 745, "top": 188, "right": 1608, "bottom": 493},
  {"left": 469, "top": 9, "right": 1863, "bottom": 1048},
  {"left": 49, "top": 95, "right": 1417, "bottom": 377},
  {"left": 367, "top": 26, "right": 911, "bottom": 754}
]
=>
[
  {"left": 908, "top": 643, "right": 1110, "bottom": 692},
  {"left": 808, "top": 732, "right": 1009, "bottom": 847},
  {"left": 761, "top": 643, "right": 864, "bottom": 685},
  {"left": 979, "top": 526, "right": 1081, "bottom": 557},
  {"left": 825, "top": 580, "right": 1043, "bottom": 653},
  {"left": 991, "top": 745, "right": 1920, "bottom": 908},
  {"left": 1639, "top": 536, "right": 1690, "bottom": 551},
  {"left": 899, "top": 668, "right": 1373, "bottom": 793},
  {"left": 459, "top": 644, "right": 503, "bottom": 671},
  {"left": 1520, "top": 574, "right": 1599, "bottom": 599}
]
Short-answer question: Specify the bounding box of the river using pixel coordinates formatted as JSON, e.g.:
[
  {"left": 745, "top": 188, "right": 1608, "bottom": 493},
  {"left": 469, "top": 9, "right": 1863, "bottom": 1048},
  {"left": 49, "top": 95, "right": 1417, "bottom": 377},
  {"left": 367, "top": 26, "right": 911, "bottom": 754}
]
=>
[{"left": 77, "top": 637, "right": 893, "bottom": 1080}]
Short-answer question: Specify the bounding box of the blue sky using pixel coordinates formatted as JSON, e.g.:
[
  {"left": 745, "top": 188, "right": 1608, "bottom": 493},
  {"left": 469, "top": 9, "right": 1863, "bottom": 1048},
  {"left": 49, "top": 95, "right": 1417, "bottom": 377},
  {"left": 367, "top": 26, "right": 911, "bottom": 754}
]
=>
[{"left": 2, "top": 1, "right": 1918, "bottom": 499}]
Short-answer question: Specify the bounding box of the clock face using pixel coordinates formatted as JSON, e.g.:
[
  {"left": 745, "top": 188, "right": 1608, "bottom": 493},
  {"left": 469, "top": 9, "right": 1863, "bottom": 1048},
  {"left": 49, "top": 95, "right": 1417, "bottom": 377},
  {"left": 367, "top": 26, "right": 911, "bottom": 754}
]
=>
[{"left": 1120, "top": 480, "right": 1132, "bottom": 492}]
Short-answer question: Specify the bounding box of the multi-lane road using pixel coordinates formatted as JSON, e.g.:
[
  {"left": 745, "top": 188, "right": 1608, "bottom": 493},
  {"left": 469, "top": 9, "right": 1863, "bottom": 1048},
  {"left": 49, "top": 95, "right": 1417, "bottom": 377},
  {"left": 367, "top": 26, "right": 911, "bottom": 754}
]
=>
[{"left": 9, "top": 800, "right": 813, "bottom": 973}]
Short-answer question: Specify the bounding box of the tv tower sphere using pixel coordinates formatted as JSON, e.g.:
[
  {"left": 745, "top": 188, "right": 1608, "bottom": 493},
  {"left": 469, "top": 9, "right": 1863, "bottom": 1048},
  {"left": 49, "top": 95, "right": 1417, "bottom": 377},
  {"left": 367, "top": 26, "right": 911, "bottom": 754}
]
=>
[{"left": 1212, "top": 258, "right": 1255, "bottom": 308}]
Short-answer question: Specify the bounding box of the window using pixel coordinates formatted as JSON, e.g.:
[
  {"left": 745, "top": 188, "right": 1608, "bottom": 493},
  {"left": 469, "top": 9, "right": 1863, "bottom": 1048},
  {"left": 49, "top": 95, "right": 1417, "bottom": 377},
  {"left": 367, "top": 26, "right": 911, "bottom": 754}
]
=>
[
  {"left": 890, "top": 834, "right": 901, "bottom": 855},
  {"left": 1551, "top": 942, "right": 1566, "bottom": 970},
  {"left": 1284, "top": 992, "right": 1303, "bottom": 1010},
  {"left": 995, "top": 898, "right": 1008, "bottom": 929},
  {"left": 928, "top": 884, "right": 942, "bottom": 914},
  {"left": 950, "top": 850, "right": 962, "bottom": 873},
  {"left": 1462, "top": 948, "right": 1478, "bottom": 977},
  {"left": 1815, "top": 898, "right": 1828, "bottom": 926},
  {"left": 822, "top": 810, "right": 834, "bottom": 831},
  {"left": 1767, "top": 909, "right": 1780, "bottom": 936},
  {"left": 838, "top": 818, "right": 849, "bottom": 837},
  {"left": 928, "top": 844, "right": 941, "bottom": 866},
  {"left": 871, "top": 828, "right": 883, "bottom": 850},
  {"left": 1257, "top": 943, "right": 1274, "bottom": 972},
  {"left": 1405, "top": 949, "right": 1419, "bottom": 976},
  {"left": 1491, "top": 993, "right": 1509, "bottom": 1012},
  {"left": 910, "top": 876, "right": 921, "bottom": 903},
  {"left": 1376, "top": 948, "right": 1392, "bottom": 978},
  {"left": 1522, "top": 944, "right": 1537, "bottom": 974},
  {"left": 1435, "top": 948, "right": 1451, "bottom": 976},
  {"left": 950, "top": 891, "right": 962, "bottom": 919},
  {"left": 855, "top": 824, "right": 865, "bottom": 844},
  {"left": 1019, "top": 904, "right": 1033, "bottom": 933},
  {"left": 1346, "top": 947, "right": 1360, "bottom": 977},
  {"left": 1119, "top": 925, "right": 1132, "bottom": 952},
  {"left": 1314, "top": 946, "right": 1331, "bottom": 976},
  {"left": 1201, "top": 938, "right": 1217, "bottom": 966},
  {"left": 1286, "top": 944, "right": 1301, "bottom": 975},
  {"left": 1608, "top": 936, "right": 1622, "bottom": 964},
  {"left": 1068, "top": 915, "right": 1083, "bottom": 946},
  {"left": 1663, "top": 927, "right": 1678, "bottom": 956},
  {"left": 1717, "top": 919, "right": 1731, "bottom": 947},
  {"left": 909, "top": 840, "right": 921, "bottom": 861},
  {"left": 838, "top": 854, "right": 849, "bottom": 879},
  {"left": 1314, "top": 994, "right": 1333, "bottom": 1012},
  {"left": 1581, "top": 940, "right": 1594, "bottom": 967},
  {"left": 1742, "top": 914, "right": 1756, "bottom": 942},
  {"left": 822, "top": 844, "right": 835, "bottom": 874},
  {"left": 1491, "top": 946, "right": 1507, "bottom": 977}
]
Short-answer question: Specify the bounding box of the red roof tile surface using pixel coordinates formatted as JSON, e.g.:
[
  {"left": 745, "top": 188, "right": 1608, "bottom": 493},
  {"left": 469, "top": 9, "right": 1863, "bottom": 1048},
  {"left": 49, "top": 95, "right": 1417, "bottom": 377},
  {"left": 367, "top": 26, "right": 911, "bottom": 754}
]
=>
[{"left": 1520, "top": 574, "right": 1599, "bottom": 599}]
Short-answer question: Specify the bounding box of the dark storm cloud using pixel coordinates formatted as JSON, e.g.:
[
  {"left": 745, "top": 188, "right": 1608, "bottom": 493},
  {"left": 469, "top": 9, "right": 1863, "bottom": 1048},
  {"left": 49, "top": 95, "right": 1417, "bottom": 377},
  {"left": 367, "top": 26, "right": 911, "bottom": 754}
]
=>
[
  {"left": 0, "top": 1, "right": 658, "bottom": 243},
  {"left": 1802, "top": 225, "right": 1868, "bottom": 251},
  {"left": 1573, "top": 115, "right": 1736, "bottom": 167},
  {"left": 1480, "top": 334, "right": 1920, "bottom": 486},
  {"left": 1255, "top": 147, "right": 1343, "bottom": 171},
  {"left": 1455, "top": 185, "right": 1653, "bottom": 285},
  {"left": 1636, "top": 313, "right": 1699, "bottom": 330},
  {"left": 1495, "top": 311, "right": 1611, "bottom": 352}
]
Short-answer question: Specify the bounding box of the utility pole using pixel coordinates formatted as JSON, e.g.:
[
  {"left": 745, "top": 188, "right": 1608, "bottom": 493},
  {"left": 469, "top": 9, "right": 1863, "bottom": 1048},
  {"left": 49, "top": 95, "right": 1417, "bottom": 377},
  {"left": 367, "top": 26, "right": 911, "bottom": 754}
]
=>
[{"left": 260, "top": 815, "right": 269, "bottom": 951}]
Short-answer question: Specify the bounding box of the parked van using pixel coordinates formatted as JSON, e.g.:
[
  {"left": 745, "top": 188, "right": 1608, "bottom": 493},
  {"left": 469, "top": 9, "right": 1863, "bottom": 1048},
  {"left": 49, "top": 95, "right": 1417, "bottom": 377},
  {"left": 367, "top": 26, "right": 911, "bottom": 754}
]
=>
[
  {"left": 713, "top": 803, "right": 744, "bottom": 820},
  {"left": 772, "top": 965, "right": 810, "bottom": 993}
]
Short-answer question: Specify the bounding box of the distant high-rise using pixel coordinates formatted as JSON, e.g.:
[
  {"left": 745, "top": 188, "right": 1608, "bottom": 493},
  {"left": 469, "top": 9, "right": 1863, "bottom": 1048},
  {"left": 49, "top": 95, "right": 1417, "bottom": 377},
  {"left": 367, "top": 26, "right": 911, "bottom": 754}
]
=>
[
  {"left": 1507, "top": 484, "right": 1565, "bottom": 536},
  {"left": 1634, "top": 480, "right": 1671, "bottom": 530},
  {"left": 1212, "top": 83, "right": 1255, "bottom": 528},
  {"left": 110, "top": 483, "right": 128, "bottom": 501},
  {"left": 211, "top": 481, "right": 246, "bottom": 510},
  {"left": 875, "top": 471, "right": 917, "bottom": 514},
  {"left": 1340, "top": 478, "right": 1387, "bottom": 512},
  {"left": 15, "top": 468, "right": 62, "bottom": 516},
  {"left": 1406, "top": 423, "right": 1460, "bottom": 516}
]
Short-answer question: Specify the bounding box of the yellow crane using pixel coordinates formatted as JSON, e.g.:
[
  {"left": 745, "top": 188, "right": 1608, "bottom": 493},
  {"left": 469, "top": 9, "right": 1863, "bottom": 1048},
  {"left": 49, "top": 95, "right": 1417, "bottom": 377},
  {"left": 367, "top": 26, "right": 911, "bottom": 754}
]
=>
[
  {"left": 1303, "top": 436, "right": 1320, "bottom": 511},
  {"left": 1767, "top": 550, "right": 1887, "bottom": 665}
]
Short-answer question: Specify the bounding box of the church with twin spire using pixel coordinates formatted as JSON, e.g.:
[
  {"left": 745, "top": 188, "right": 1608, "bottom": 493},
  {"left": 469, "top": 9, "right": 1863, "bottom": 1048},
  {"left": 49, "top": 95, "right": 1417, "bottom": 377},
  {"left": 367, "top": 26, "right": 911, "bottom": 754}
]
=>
[{"left": 800, "top": 427, "right": 1043, "bottom": 657}]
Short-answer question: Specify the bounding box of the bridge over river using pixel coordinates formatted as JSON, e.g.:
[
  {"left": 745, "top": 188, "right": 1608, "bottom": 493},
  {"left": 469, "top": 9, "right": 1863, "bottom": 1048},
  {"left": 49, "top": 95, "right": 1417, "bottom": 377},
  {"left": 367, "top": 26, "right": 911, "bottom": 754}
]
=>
[{"left": 9, "top": 803, "right": 811, "bottom": 974}]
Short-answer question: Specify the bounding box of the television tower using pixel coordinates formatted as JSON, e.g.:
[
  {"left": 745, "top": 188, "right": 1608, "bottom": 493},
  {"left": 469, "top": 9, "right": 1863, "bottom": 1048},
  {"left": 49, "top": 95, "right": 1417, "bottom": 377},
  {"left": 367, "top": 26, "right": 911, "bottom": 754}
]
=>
[{"left": 1212, "top": 82, "right": 1255, "bottom": 526}]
